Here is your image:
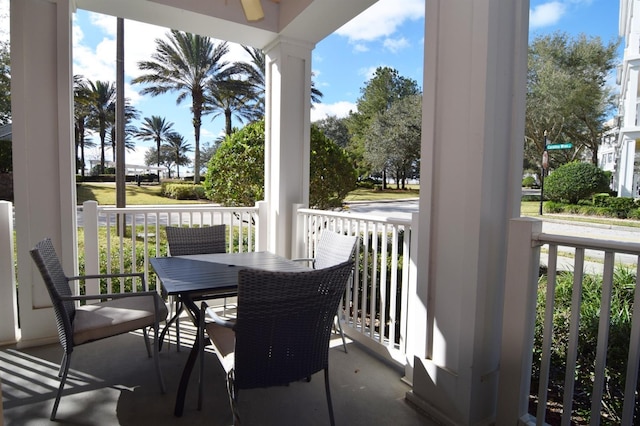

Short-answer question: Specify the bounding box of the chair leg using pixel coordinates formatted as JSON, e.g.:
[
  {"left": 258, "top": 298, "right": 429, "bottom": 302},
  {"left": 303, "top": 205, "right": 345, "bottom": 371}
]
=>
[
  {"left": 227, "top": 369, "right": 241, "bottom": 426},
  {"left": 57, "top": 353, "right": 67, "bottom": 377},
  {"left": 51, "top": 352, "right": 71, "bottom": 421},
  {"left": 153, "top": 321, "right": 166, "bottom": 394},
  {"left": 335, "top": 314, "right": 348, "bottom": 353},
  {"left": 175, "top": 296, "right": 181, "bottom": 352},
  {"left": 324, "top": 368, "right": 336, "bottom": 426},
  {"left": 198, "top": 305, "right": 205, "bottom": 411},
  {"left": 142, "top": 327, "right": 152, "bottom": 358}
]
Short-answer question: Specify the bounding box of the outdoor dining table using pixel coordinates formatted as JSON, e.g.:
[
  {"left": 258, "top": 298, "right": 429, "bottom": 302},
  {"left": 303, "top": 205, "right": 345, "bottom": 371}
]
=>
[{"left": 149, "top": 251, "right": 311, "bottom": 417}]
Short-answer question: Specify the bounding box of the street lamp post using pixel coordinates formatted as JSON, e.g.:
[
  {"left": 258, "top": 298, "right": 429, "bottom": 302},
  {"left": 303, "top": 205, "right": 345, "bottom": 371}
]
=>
[{"left": 539, "top": 130, "right": 548, "bottom": 215}]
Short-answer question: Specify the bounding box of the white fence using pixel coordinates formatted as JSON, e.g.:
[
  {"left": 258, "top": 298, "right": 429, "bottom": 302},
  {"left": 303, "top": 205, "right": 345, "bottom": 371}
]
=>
[
  {"left": 293, "top": 206, "right": 417, "bottom": 367},
  {"left": 498, "top": 218, "right": 640, "bottom": 425},
  {"left": 81, "top": 201, "right": 266, "bottom": 296}
]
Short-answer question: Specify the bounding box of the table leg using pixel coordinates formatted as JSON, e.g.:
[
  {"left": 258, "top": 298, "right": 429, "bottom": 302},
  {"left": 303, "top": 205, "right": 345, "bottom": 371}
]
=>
[
  {"left": 173, "top": 296, "right": 200, "bottom": 417},
  {"left": 160, "top": 298, "right": 183, "bottom": 351}
]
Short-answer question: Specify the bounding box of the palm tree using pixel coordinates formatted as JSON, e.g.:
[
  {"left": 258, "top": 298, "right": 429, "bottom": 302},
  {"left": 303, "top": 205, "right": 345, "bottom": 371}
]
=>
[
  {"left": 164, "top": 132, "right": 192, "bottom": 178},
  {"left": 73, "top": 75, "right": 94, "bottom": 176},
  {"left": 86, "top": 80, "right": 116, "bottom": 173},
  {"left": 132, "top": 30, "right": 230, "bottom": 183},
  {"left": 107, "top": 109, "right": 140, "bottom": 161},
  {"left": 135, "top": 116, "right": 174, "bottom": 179},
  {"left": 205, "top": 76, "right": 256, "bottom": 136},
  {"left": 237, "top": 45, "right": 323, "bottom": 119}
]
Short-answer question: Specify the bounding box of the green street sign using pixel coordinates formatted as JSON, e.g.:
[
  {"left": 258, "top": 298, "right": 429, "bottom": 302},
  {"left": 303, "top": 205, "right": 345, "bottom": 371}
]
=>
[{"left": 546, "top": 143, "right": 572, "bottom": 150}]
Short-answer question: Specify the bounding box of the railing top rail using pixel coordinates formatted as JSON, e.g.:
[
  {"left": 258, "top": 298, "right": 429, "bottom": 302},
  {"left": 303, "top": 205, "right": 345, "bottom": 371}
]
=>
[
  {"left": 297, "top": 207, "right": 412, "bottom": 226},
  {"left": 94, "top": 205, "right": 258, "bottom": 213},
  {"left": 534, "top": 232, "right": 640, "bottom": 257}
]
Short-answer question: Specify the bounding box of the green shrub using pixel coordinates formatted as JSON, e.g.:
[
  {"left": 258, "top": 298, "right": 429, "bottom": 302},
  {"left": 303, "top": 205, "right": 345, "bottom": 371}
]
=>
[
  {"left": 592, "top": 193, "right": 610, "bottom": 207},
  {"left": 533, "top": 267, "right": 638, "bottom": 424},
  {"left": 543, "top": 201, "right": 564, "bottom": 213},
  {"left": 605, "top": 197, "right": 637, "bottom": 219},
  {"left": 163, "top": 183, "right": 205, "bottom": 200},
  {"left": 522, "top": 176, "right": 536, "bottom": 188},
  {"left": 544, "top": 161, "right": 609, "bottom": 204}
]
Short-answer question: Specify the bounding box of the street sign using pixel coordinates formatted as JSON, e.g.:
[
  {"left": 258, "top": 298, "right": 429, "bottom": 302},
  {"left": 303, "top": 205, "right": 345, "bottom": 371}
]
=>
[{"left": 546, "top": 143, "right": 572, "bottom": 150}]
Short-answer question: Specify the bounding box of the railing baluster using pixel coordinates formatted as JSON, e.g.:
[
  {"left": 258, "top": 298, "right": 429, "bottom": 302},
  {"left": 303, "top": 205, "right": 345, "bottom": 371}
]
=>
[
  {"left": 562, "top": 248, "right": 585, "bottom": 426},
  {"left": 537, "top": 243, "right": 558, "bottom": 426},
  {"left": 621, "top": 260, "right": 640, "bottom": 424}
]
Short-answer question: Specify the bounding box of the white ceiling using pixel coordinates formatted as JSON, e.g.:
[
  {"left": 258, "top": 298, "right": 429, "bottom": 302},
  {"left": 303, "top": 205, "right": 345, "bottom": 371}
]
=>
[{"left": 74, "top": 0, "right": 378, "bottom": 49}]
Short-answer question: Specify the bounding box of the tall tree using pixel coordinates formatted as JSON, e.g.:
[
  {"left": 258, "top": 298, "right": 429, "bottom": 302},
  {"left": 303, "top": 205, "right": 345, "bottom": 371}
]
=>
[
  {"left": 164, "top": 132, "right": 192, "bottom": 178},
  {"left": 108, "top": 99, "right": 139, "bottom": 161},
  {"left": 0, "top": 41, "right": 10, "bottom": 126},
  {"left": 365, "top": 94, "right": 422, "bottom": 189},
  {"left": 133, "top": 30, "right": 230, "bottom": 183},
  {"left": 135, "top": 115, "right": 175, "bottom": 178},
  {"left": 73, "top": 75, "right": 94, "bottom": 176},
  {"left": 315, "top": 115, "right": 351, "bottom": 148},
  {"left": 346, "top": 67, "right": 421, "bottom": 181},
  {"left": 236, "top": 45, "right": 323, "bottom": 121},
  {"left": 205, "top": 76, "right": 255, "bottom": 136},
  {"left": 86, "top": 80, "right": 116, "bottom": 172},
  {"left": 526, "top": 32, "right": 619, "bottom": 170}
]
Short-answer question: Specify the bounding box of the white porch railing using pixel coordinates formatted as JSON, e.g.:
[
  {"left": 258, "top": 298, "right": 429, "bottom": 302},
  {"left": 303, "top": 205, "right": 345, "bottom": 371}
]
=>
[
  {"left": 293, "top": 206, "right": 417, "bottom": 368},
  {"left": 497, "top": 218, "right": 640, "bottom": 425},
  {"left": 5, "top": 204, "right": 640, "bottom": 423},
  {"left": 81, "top": 201, "right": 267, "bottom": 296}
]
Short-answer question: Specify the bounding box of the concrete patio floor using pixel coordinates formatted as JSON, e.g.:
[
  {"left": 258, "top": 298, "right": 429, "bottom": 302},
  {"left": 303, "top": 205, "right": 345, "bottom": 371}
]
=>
[{"left": 1, "top": 321, "right": 435, "bottom": 425}]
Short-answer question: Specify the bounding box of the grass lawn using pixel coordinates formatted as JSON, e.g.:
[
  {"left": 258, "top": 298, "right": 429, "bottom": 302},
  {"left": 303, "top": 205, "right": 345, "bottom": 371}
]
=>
[
  {"left": 76, "top": 183, "right": 640, "bottom": 229},
  {"left": 77, "top": 182, "right": 210, "bottom": 205}
]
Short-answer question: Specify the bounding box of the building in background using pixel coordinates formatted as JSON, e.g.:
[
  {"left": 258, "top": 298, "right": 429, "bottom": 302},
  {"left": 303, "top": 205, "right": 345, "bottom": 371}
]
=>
[{"left": 615, "top": 0, "right": 640, "bottom": 197}]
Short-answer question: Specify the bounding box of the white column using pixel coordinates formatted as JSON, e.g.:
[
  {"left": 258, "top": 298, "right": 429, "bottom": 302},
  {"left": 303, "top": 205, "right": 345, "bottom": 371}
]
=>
[
  {"left": 406, "top": 0, "right": 529, "bottom": 423},
  {"left": 11, "top": 0, "right": 77, "bottom": 346},
  {"left": 623, "top": 66, "right": 639, "bottom": 128},
  {"left": 263, "top": 38, "right": 312, "bottom": 258},
  {"left": 0, "top": 201, "right": 18, "bottom": 345}
]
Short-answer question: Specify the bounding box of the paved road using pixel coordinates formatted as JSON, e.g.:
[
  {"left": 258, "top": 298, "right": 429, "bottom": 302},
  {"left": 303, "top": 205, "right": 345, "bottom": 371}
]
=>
[{"left": 346, "top": 199, "right": 640, "bottom": 268}]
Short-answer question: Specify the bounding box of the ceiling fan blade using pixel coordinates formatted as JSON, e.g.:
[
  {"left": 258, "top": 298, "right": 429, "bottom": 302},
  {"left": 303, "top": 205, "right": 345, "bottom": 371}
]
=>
[{"left": 240, "top": 0, "right": 264, "bottom": 21}]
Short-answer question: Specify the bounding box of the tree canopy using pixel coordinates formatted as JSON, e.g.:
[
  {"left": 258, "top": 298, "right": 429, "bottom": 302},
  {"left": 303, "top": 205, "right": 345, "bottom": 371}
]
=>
[
  {"left": 204, "top": 120, "right": 356, "bottom": 208},
  {"left": 525, "top": 32, "right": 619, "bottom": 171},
  {"left": 346, "top": 67, "right": 421, "bottom": 181}
]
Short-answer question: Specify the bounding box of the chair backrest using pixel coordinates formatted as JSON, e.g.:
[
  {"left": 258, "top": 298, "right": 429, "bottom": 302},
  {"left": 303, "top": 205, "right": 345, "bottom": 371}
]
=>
[
  {"left": 233, "top": 260, "right": 355, "bottom": 390},
  {"left": 314, "top": 230, "right": 358, "bottom": 270},
  {"left": 165, "top": 225, "right": 226, "bottom": 256},
  {"left": 30, "top": 238, "right": 75, "bottom": 353}
]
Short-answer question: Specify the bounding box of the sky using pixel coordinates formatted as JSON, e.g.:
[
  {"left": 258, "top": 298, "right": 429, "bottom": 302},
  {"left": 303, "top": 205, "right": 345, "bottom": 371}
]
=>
[{"left": 0, "top": 0, "right": 622, "bottom": 173}]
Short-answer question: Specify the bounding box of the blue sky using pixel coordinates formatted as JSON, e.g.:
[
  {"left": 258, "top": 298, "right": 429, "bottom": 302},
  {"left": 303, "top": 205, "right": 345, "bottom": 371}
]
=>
[{"left": 0, "top": 0, "right": 622, "bottom": 171}]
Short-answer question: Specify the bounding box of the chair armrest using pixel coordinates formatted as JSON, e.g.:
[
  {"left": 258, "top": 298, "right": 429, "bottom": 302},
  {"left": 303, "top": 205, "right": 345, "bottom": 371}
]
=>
[
  {"left": 68, "top": 272, "right": 145, "bottom": 281},
  {"left": 59, "top": 290, "right": 158, "bottom": 302},
  {"left": 291, "top": 258, "right": 316, "bottom": 268},
  {"left": 201, "top": 301, "right": 235, "bottom": 329},
  {"left": 68, "top": 272, "right": 148, "bottom": 291}
]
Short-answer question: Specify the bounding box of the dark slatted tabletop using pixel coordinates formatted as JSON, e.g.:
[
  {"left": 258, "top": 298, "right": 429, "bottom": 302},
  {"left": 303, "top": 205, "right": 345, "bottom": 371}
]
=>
[{"left": 150, "top": 251, "right": 311, "bottom": 296}]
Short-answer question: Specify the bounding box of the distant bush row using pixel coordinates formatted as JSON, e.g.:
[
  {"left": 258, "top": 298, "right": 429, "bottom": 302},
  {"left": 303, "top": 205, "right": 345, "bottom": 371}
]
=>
[
  {"left": 160, "top": 180, "right": 206, "bottom": 200},
  {"left": 544, "top": 194, "right": 640, "bottom": 219}
]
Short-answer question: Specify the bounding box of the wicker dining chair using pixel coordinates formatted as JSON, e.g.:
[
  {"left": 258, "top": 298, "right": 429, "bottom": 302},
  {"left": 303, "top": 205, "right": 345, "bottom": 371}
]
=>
[
  {"left": 30, "top": 237, "right": 167, "bottom": 421},
  {"left": 165, "top": 225, "right": 227, "bottom": 349},
  {"left": 200, "top": 260, "right": 355, "bottom": 426},
  {"left": 294, "top": 230, "right": 359, "bottom": 353}
]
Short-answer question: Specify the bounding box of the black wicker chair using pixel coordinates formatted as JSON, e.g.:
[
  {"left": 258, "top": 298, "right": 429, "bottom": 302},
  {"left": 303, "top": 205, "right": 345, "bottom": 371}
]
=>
[
  {"left": 165, "top": 225, "right": 227, "bottom": 349},
  {"left": 30, "top": 238, "right": 167, "bottom": 421},
  {"left": 201, "top": 260, "right": 355, "bottom": 426},
  {"left": 165, "top": 225, "right": 226, "bottom": 256},
  {"left": 294, "top": 230, "right": 359, "bottom": 352}
]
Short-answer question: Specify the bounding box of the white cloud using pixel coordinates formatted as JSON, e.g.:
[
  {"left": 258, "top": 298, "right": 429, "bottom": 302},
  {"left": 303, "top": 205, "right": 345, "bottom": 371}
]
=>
[
  {"left": 311, "top": 101, "right": 357, "bottom": 122},
  {"left": 336, "top": 0, "right": 424, "bottom": 42},
  {"left": 383, "top": 37, "right": 410, "bottom": 53},
  {"left": 530, "top": 2, "right": 567, "bottom": 29},
  {"left": 0, "top": 0, "right": 8, "bottom": 42},
  {"left": 359, "top": 66, "right": 382, "bottom": 81}
]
